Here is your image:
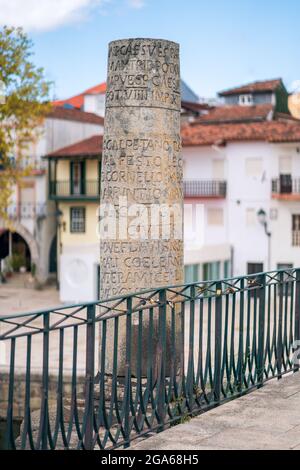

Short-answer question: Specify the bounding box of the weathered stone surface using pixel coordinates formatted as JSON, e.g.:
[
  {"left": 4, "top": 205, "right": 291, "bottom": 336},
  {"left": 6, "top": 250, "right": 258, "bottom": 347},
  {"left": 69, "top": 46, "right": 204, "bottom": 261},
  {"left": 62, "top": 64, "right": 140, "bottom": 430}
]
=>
[
  {"left": 100, "top": 38, "right": 184, "bottom": 374},
  {"left": 100, "top": 38, "right": 183, "bottom": 298}
]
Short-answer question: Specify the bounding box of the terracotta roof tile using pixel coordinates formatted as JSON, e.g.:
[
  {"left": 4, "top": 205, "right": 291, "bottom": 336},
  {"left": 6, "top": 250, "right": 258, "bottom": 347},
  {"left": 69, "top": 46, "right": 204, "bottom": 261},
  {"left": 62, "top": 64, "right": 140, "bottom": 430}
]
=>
[
  {"left": 46, "top": 135, "right": 103, "bottom": 158},
  {"left": 47, "top": 106, "right": 104, "bottom": 125},
  {"left": 181, "top": 100, "right": 212, "bottom": 114},
  {"left": 218, "top": 79, "right": 283, "bottom": 97},
  {"left": 52, "top": 82, "right": 106, "bottom": 109},
  {"left": 182, "top": 121, "right": 300, "bottom": 147},
  {"left": 47, "top": 114, "right": 300, "bottom": 157},
  {"left": 194, "top": 104, "right": 274, "bottom": 124}
]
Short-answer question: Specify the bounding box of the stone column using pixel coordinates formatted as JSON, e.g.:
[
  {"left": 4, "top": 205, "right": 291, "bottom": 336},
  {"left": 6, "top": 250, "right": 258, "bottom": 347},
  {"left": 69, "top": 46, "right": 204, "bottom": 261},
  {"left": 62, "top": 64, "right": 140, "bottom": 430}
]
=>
[{"left": 100, "top": 38, "right": 183, "bottom": 374}]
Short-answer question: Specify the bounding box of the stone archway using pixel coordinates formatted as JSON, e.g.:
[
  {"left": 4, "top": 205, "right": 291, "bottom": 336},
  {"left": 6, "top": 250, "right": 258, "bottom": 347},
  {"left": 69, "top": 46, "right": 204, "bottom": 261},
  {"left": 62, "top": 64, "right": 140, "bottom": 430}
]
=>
[{"left": 7, "top": 221, "right": 40, "bottom": 276}]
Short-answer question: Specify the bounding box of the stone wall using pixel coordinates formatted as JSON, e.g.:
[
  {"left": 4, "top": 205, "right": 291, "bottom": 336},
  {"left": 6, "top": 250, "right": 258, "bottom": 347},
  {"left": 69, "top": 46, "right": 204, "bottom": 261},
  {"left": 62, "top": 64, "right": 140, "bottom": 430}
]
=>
[{"left": 0, "top": 372, "right": 85, "bottom": 420}]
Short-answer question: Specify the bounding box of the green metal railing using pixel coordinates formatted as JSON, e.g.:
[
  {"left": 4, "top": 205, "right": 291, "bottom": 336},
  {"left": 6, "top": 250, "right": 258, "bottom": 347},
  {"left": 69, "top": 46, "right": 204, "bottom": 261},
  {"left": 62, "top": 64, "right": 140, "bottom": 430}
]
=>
[
  {"left": 49, "top": 180, "right": 99, "bottom": 199},
  {"left": 0, "top": 268, "right": 299, "bottom": 450}
]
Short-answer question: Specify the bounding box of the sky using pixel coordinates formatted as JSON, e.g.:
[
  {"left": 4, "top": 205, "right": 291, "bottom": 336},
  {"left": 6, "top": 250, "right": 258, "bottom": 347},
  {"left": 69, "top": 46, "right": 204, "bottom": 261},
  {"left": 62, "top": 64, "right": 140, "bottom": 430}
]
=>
[{"left": 0, "top": 0, "right": 300, "bottom": 101}]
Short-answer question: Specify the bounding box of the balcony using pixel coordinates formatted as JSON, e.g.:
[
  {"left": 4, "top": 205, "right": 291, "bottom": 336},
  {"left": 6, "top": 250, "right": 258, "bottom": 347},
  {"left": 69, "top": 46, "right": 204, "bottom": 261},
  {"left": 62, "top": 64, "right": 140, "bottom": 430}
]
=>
[
  {"left": 5, "top": 203, "right": 47, "bottom": 220},
  {"left": 184, "top": 180, "right": 227, "bottom": 198},
  {"left": 49, "top": 180, "right": 100, "bottom": 200},
  {"left": 50, "top": 179, "right": 227, "bottom": 200},
  {"left": 272, "top": 176, "right": 300, "bottom": 200}
]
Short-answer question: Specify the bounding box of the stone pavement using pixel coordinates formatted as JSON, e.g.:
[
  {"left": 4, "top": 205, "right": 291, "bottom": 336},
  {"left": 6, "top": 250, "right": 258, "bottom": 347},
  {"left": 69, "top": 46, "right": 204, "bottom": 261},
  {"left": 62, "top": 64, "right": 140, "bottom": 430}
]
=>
[
  {"left": 132, "top": 372, "right": 300, "bottom": 450},
  {"left": 0, "top": 275, "right": 60, "bottom": 316}
]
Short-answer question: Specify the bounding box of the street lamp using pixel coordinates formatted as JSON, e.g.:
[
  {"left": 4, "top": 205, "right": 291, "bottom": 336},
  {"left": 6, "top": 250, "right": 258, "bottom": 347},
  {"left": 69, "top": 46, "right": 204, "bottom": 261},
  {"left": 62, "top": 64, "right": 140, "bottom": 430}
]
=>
[{"left": 257, "top": 208, "right": 271, "bottom": 270}]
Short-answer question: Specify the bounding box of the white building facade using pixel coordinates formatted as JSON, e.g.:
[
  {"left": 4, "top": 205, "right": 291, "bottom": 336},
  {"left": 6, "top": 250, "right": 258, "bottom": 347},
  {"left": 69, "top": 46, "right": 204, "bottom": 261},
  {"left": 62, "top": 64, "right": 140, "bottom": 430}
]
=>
[
  {"left": 182, "top": 78, "right": 300, "bottom": 282},
  {"left": 0, "top": 107, "right": 103, "bottom": 283},
  {"left": 183, "top": 140, "right": 300, "bottom": 281},
  {"left": 42, "top": 77, "right": 300, "bottom": 302}
]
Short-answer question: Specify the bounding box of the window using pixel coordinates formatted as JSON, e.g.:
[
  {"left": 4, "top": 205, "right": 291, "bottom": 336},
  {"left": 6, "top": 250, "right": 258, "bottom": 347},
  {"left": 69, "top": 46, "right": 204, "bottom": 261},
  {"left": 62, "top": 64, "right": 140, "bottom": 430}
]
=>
[
  {"left": 212, "top": 159, "right": 225, "bottom": 179},
  {"left": 223, "top": 260, "right": 230, "bottom": 278},
  {"left": 292, "top": 215, "right": 300, "bottom": 246},
  {"left": 246, "top": 208, "right": 256, "bottom": 226},
  {"left": 245, "top": 158, "right": 263, "bottom": 178},
  {"left": 207, "top": 208, "right": 223, "bottom": 225},
  {"left": 279, "top": 156, "right": 292, "bottom": 174},
  {"left": 71, "top": 161, "right": 85, "bottom": 195},
  {"left": 239, "top": 94, "right": 253, "bottom": 106},
  {"left": 277, "top": 264, "right": 293, "bottom": 296},
  {"left": 277, "top": 263, "right": 293, "bottom": 270},
  {"left": 247, "top": 262, "right": 264, "bottom": 296},
  {"left": 270, "top": 208, "right": 278, "bottom": 220},
  {"left": 70, "top": 207, "right": 86, "bottom": 233},
  {"left": 203, "top": 262, "right": 221, "bottom": 281},
  {"left": 247, "top": 263, "right": 264, "bottom": 275},
  {"left": 184, "top": 264, "right": 199, "bottom": 283}
]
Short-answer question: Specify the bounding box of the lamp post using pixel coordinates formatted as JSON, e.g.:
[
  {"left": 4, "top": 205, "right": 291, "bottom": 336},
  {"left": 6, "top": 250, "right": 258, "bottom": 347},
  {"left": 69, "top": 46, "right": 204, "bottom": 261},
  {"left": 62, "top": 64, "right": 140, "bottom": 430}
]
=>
[{"left": 257, "top": 208, "right": 271, "bottom": 271}]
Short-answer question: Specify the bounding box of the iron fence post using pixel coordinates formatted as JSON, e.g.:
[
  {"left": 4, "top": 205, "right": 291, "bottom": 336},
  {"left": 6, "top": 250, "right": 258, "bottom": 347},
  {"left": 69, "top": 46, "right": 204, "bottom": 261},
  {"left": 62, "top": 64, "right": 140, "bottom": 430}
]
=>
[
  {"left": 157, "top": 289, "right": 167, "bottom": 430},
  {"left": 294, "top": 269, "right": 300, "bottom": 372},
  {"left": 258, "top": 274, "right": 266, "bottom": 387},
  {"left": 277, "top": 271, "right": 284, "bottom": 378},
  {"left": 237, "top": 278, "right": 244, "bottom": 393},
  {"left": 83, "top": 304, "right": 95, "bottom": 450},
  {"left": 187, "top": 285, "right": 195, "bottom": 407},
  {"left": 37, "top": 312, "right": 50, "bottom": 450},
  {"left": 5, "top": 338, "right": 16, "bottom": 450},
  {"left": 124, "top": 297, "right": 132, "bottom": 447},
  {"left": 214, "top": 282, "right": 222, "bottom": 403}
]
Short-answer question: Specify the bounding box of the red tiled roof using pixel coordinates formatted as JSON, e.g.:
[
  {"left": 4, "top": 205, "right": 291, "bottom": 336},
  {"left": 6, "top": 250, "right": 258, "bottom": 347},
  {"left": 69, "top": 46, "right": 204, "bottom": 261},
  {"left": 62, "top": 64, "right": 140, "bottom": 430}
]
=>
[
  {"left": 46, "top": 135, "right": 103, "bottom": 158},
  {"left": 181, "top": 100, "right": 212, "bottom": 113},
  {"left": 47, "top": 106, "right": 104, "bottom": 125},
  {"left": 47, "top": 121, "right": 300, "bottom": 158},
  {"left": 52, "top": 82, "right": 106, "bottom": 109},
  {"left": 194, "top": 104, "right": 274, "bottom": 124},
  {"left": 274, "top": 112, "right": 299, "bottom": 122},
  {"left": 218, "top": 79, "right": 283, "bottom": 97},
  {"left": 182, "top": 121, "right": 300, "bottom": 147}
]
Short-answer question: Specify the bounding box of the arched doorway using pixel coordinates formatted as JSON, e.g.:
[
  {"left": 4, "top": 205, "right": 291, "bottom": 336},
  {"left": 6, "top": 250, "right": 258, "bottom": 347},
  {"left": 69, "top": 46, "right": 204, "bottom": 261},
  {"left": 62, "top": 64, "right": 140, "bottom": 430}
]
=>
[
  {"left": 0, "top": 230, "right": 31, "bottom": 271},
  {"left": 49, "top": 235, "right": 57, "bottom": 274}
]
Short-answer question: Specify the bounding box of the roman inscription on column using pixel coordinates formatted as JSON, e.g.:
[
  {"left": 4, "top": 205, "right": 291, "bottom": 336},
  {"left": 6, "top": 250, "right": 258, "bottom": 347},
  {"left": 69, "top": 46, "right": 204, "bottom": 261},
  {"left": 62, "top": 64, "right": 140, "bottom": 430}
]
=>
[
  {"left": 100, "top": 38, "right": 183, "bottom": 374},
  {"left": 100, "top": 38, "right": 183, "bottom": 296}
]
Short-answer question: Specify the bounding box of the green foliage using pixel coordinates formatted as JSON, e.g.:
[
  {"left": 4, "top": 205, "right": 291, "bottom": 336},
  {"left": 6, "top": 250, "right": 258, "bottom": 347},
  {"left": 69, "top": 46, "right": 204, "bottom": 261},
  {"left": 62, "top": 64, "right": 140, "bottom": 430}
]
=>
[
  {"left": 169, "top": 395, "right": 191, "bottom": 427},
  {"left": 7, "top": 253, "right": 26, "bottom": 272},
  {"left": 0, "top": 26, "right": 52, "bottom": 222},
  {"left": 31, "top": 262, "right": 36, "bottom": 277}
]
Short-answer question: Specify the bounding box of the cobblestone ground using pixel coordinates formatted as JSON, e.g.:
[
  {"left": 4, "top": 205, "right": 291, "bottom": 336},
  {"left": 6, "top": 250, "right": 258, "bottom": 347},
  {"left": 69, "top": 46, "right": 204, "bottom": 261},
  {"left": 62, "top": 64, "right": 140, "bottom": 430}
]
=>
[
  {"left": 0, "top": 276, "right": 94, "bottom": 376},
  {"left": 0, "top": 275, "right": 60, "bottom": 316},
  {"left": 132, "top": 372, "right": 300, "bottom": 450}
]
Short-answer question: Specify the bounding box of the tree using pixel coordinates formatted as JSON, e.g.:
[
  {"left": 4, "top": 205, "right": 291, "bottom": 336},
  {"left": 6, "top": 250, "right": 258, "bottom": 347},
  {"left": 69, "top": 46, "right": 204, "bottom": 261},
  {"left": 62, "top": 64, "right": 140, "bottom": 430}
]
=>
[{"left": 0, "top": 26, "right": 51, "bottom": 222}]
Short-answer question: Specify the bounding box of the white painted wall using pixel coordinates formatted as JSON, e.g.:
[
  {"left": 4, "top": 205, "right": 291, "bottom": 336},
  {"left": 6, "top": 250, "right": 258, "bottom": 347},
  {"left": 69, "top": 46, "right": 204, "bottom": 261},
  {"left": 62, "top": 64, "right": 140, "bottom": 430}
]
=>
[
  {"left": 44, "top": 118, "right": 103, "bottom": 153},
  {"left": 83, "top": 94, "right": 106, "bottom": 117},
  {"left": 183, "top": 140, "right": 300, "bottom": 277},
  {"left": 60, "top": 251, "right": 98, "bottom": 303},
  {"left": 4, "top": 116, "right": 104, "bottom": 282}
]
